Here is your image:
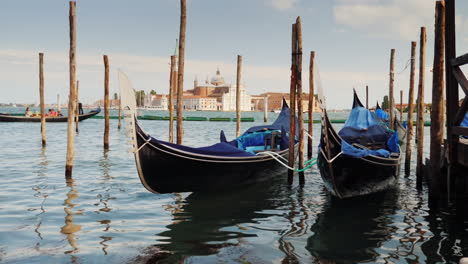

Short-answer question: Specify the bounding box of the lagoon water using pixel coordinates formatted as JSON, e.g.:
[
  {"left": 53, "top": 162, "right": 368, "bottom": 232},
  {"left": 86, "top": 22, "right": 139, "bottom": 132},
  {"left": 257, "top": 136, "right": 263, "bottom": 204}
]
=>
[{"left": 0, "top": 108, "right": 467, "bottom": 263}]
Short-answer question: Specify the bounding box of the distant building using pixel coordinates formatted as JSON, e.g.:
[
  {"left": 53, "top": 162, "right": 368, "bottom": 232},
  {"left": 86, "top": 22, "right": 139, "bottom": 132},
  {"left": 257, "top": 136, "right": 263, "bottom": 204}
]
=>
[
  {"left": 252, "top": 92, "right": 321, "bottom": 112},
  {"left": 185, "top": 68, "right": 252, "bottom": 111}
]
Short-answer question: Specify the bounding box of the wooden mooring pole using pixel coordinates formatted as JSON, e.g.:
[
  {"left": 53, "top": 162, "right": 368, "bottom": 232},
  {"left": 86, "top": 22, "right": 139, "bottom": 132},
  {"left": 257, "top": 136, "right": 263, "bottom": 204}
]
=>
[
  {"left": 430, "top": 1, "right": 446, "bottom": 199},
  {"left": 405, "top": 41, "right": 417, "bottom": 176},
  {"left": 399, "top": 90, "right": 403, "bottom": 121},
  {"left": 389, "top": 49, "right": 395, "bottom": 130},
  {"left": 444, "top": 0, "right": 459, "bottom": 194},
  {"left": 65, "top": 1, "right": 77, "bottom": 177},
  {"left": 169, "top": 55, "right": 176, "bottom": 143},
  {"left": 288, "top": 22, "right": 297, "bottom": 185},
  {"left": 75, "top": 80, "right": 79, "bottom": 133},
  {"left": 103, "top": 55, "right": 110, "bottom": 151},
  {"left": 117, "top": 95, "right": 121, "bottom": 130},
  {"left": 366, "top": 85, "right": 369, "bottom": 109},
  {"left": 39, "top": 53, "right": 46, "bottom": 147},
  {"left": 295, "top": 18, "right": 305, "bottom": 185},
  {"left": 176, "top": 0, "right": 186, "bottom": 145},
  {"left": 236, "top": 55, "right": 242, "bottom": 138},
  {"left": 416, "top": 27, "right": 427, "bottom": 189},
  {"left": 307, "top": 51, "right": 315, "bottom": 160},
  {"left": 263, "top": 95, "right": 268, "bottom": 122}
]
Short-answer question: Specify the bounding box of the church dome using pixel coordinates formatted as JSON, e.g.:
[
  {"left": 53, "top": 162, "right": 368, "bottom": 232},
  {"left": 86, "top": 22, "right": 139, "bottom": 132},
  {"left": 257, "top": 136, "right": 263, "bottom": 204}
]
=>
[{"left": 210, "top": 68, "right": 225, "bottom": 85}]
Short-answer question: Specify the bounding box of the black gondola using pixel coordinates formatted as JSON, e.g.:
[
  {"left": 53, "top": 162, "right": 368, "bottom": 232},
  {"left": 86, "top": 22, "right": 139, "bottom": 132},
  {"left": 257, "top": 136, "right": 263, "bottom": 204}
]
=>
[
  {"left": 0, "top": 108, "right": 101, "bottom": 122},
  {"left": 119, "top": 71, "right": 296, "bottom": 194},
  {"left": 317, "top": 91, "right": 400, "bottom": 198}
]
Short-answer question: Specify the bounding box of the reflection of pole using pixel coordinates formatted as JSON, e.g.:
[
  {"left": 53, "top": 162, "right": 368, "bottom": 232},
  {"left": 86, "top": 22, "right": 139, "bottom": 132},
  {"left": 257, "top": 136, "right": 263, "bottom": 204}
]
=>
[{"left": 61, "top": 177, "right": 81, "bottom": 256}]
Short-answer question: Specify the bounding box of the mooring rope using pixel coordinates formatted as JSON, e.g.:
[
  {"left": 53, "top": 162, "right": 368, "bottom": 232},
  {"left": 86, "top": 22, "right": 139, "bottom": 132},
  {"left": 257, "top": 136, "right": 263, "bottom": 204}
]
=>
[
  {"left": 134, "top": 137, "right": 152, "bottom": 153},
  {"left": 257, "top": 151, "right": 317, "bottom": 172}
]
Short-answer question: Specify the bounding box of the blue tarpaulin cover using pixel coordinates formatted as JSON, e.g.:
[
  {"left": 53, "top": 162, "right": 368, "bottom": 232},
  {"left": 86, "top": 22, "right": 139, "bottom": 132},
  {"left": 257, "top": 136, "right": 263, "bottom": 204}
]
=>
[
  {"left": 338, "top": 106, "right": 399, "bottom": 158},
  {"left": 375, "top": 108, "right": 389, "bottom": 120},
  {"left": 462, "top": 112, "right": 468, "bottom": 127}
]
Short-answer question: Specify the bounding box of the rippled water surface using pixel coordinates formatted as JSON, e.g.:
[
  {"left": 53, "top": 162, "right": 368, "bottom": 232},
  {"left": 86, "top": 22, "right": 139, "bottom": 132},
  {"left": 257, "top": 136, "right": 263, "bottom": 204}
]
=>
[{"left": 0, "top": 108, "right": 467, "bottom": 264}]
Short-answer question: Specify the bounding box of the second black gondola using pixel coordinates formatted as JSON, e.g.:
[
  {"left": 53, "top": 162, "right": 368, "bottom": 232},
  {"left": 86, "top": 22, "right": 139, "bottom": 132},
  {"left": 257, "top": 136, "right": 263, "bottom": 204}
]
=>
[{"left": 317, "top": 91, "right": 400, "bottom": 198}]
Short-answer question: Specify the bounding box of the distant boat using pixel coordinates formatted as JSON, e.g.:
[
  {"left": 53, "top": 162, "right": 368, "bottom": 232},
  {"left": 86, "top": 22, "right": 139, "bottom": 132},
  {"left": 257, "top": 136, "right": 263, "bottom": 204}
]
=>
[
  {"left": 0, "top": 108, "right": 100, "bottom": 122},
  {"left": 271, "top": 109, "right": 281, "bottom": 113},
  {"left": 119, "top": 71, "right": 298, "bottom": 194},
  {"left": 144, "top": 105, "right": 166, "bottom": 111}
]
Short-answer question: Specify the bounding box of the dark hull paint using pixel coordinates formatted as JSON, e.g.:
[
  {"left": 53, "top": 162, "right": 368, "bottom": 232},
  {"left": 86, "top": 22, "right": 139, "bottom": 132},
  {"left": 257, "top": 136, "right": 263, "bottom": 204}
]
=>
[
  {"left": 317, "top": 110, "right": 400, "bottom": 198},
  {"left": 0, "top": 109, "right": 100, "bottom": 122},
  {"left": 135, "top": 123, "right": 294, "bottom": 194}
]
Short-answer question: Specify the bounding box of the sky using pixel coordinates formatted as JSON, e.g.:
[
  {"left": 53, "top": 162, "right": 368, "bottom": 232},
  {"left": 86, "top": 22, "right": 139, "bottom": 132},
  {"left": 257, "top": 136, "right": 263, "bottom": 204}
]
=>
[{"left": 0, "top": 0, "right": 467, "bottom": 109}]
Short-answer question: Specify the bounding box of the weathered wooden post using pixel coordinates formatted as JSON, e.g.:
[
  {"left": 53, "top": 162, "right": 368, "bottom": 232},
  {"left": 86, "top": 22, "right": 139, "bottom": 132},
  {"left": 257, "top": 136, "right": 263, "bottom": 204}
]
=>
[
  {"left": 444, "top": 0, "right": 459, "bottom": 190},
  {"left": 308, "top": 51, "right": 315, "bottom": 159},
  {"left": 389, "top": 49, "right": 395, "bottom": 130},
  {"left": 57, "top": 94, "right": 61, "bottom": 113},
  {"left": 263, "top": 94, "right": 268, "bottom": 122},
  {"left": 366, "top": 85, "right": 369, "bottom": 109},
  {"left": 430, "top": 1, "right": 446, "bottom": 198},
  {"left": 117, "top": 95, "right": 121, "bottom": 130},
  {"left": 416, "top": 27, "right": 427, "bottom": 189},
  {"left": 103, "top": 55, "right": 110, "bottom": 151},
  {"left": 65, "top": 1, "right": 77, "bottom": 177},
  {"left": 405, "top": 41, "right": 417, "bottom": 176},
  {"left": 169, "top": 55, "right": 176, "bottom": 143},
  {"left": 288, "top": 23, "right": 297, "bottom": 185},
  {"left": 176, "top": 0, "right": 186, "bottom": 145},
  {"left": 75, "top": 80, "right": 79, "bottom": 133},
  {"left": 39, "top": 53, "right": 46, "bottom": 147},
  {"left": 400, "top": 90, "right": 404, "bottom": 121},
  {"left": 236, "top": 55, "right": 242, "bottom": 138},
  {"left": 295, "top": 17, "right": 305, "bottom": 185}
]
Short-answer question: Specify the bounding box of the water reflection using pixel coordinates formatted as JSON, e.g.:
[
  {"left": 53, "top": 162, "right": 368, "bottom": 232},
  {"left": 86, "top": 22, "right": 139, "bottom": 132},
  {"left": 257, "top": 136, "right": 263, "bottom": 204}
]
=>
[
  {"left": 32, "top": 147, "right": 48, "bottom": 244},
  {"left": 135, "top": 180, "right": 289, "bottom": 263},
  {"left": 279, "top": 188, "right": 311, "bottom": 263},
  {"left": 421, "top": 203, "right": 468, "bottom": 264},
  {"left": 307, "top": 189, "right": 399, "bottom": 263},
  {"left": 61, "top": 177, "right": 81, "bottom": 260},
  {"left": 96, "top": 151, "right": 114, "bottom": 254}
]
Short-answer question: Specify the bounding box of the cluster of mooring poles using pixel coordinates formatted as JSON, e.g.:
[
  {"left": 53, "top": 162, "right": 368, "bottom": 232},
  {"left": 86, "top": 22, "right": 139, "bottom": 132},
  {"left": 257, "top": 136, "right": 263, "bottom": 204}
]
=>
[
  {"left": 372, "top": 0, "right": 468, "bottom": 204},
  {"left": 287, "top": 18, "right": 316, "bottom": 186}
]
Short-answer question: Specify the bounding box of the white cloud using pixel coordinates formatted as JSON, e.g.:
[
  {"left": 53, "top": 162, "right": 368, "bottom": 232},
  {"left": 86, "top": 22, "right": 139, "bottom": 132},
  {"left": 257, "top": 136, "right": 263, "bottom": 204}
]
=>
[
  {"left": 334, "top": 0, "right": 434, "bottom": 40},
  {"left": 267, "top": 0, "right": 299, "bottom": 11}
]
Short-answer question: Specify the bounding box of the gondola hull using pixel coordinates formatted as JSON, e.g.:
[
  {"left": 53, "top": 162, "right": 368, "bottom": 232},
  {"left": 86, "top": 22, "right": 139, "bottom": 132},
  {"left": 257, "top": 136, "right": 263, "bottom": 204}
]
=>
[
  {"left": 318, "top": 108, "right": 400, "bottom": 198},
  {"left": 0, "top": 109, "right": 100, "bottom": 122},
  {"left": 135, "top": 124, "right": 293, "bottom": 193}
]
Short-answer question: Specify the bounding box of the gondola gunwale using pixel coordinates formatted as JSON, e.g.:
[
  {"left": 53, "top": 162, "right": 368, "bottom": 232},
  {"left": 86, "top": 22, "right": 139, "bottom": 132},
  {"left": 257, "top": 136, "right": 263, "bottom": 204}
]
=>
[{"left": 135, "top": 121, "right": 293, "bottom": 163}]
